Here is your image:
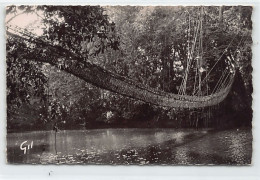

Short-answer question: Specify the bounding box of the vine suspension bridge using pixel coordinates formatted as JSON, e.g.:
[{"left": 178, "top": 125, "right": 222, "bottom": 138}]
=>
[{"left": 6, "top": 24, "right": 238, "bottom": 110}]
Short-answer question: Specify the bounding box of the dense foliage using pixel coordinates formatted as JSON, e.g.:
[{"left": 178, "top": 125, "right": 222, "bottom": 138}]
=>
[{"left": 6, "top": 6, "right": 252, "bottom": 132}]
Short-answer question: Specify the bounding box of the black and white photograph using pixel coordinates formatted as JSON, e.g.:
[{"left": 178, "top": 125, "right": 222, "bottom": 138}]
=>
[{"left": 6, "top": 5, "right": 253, "bottom": 165}]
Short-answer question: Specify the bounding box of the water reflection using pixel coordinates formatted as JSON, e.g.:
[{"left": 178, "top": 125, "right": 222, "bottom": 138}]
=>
[
  {"left": 7, "top": 128, "right": 252, "bottom": 165},
  {"left": 175, "top": 146, "right": 189, "bottom": 164},
  {"left": 228, "top": 130, "right": 251, "bottom": 164}
]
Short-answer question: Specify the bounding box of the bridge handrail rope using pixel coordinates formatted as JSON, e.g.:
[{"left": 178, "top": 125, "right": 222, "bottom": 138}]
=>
[
  {"left": 195, "top": 32, "right": 246, "bottom": 95},
  {"left": 212, "top": 68, "right": 228, "bottom": 94},
  {"left": 193, "top": 34, "right": 237, "bottom": 95}
]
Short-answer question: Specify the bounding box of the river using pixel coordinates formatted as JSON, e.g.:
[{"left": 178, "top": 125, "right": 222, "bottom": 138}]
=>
[{"left": 6, "top": 128, "right": 252, "bottom": 165}]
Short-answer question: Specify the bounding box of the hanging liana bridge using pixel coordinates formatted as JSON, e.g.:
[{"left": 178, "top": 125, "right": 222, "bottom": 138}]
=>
[{"left": 6, "top": 24, "right": 236, "bottom": 109}]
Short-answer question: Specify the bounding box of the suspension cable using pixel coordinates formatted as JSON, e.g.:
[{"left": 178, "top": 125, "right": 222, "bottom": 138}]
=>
[
  {"left": 212, "top": 68, "right": 228, "bottom": 93},
  {"left": 193, "top": 34, "right": 238, "bottom": 93}
]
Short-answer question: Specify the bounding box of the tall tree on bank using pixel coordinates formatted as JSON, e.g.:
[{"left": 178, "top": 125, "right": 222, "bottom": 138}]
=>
[{"left": 6, "top": 6, "right": 119, "bottom": 130}]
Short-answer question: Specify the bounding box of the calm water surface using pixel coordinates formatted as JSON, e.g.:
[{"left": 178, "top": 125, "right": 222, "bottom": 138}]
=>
[{"left": 7, "top": 128, "right": 252, "bottom": 165}]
